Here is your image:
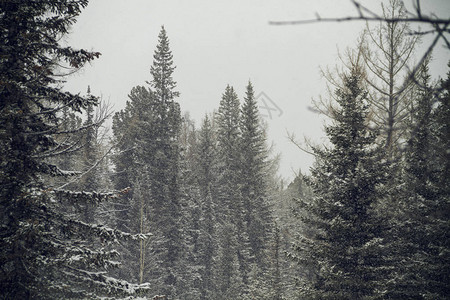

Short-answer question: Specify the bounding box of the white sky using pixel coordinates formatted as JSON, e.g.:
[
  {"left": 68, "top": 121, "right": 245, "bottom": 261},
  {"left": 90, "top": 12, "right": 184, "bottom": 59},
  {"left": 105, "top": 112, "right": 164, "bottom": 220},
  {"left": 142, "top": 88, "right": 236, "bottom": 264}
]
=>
[{"left": 64, "top": 0, "right": 450, "bottom": 182}]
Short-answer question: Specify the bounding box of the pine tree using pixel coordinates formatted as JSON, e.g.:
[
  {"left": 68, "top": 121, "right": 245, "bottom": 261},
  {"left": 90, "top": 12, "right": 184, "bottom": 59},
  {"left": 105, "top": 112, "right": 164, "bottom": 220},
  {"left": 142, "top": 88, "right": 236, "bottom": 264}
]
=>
[
  {"left": 0, "top": 1, "right": 147, "bottom": 298},
  {"left": 296, "top": 68, "right": 388, "bottom": 299}
]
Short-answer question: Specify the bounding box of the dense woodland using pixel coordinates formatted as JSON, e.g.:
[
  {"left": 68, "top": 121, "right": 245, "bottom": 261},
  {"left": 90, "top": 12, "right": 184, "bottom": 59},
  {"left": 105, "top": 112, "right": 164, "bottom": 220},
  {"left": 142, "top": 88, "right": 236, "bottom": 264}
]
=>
[{"left": 0, "top": 0, "right": 449, "bottom": 299}]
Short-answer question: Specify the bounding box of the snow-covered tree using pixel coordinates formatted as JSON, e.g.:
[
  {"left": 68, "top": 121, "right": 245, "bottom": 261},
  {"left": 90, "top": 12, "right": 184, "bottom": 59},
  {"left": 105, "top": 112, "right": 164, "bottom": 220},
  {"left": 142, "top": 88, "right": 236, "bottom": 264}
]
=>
[
  {"left": 386, "top": 60, "right": 450, "bottom": 298},
  {"left": 195, "top": 115, "right": 219, "bottom": 299},
  {"left": 240, "top": 81, "right": 273, "bottom": 268},
  {"left": 214, "top": 85, "right": 248, "bottom": 296},
  {"left": 112, "top": 26, "right": 183, "bottom": 297},
  {"left": 0, "top": 1, "right": 148, "bottom": 298},
  {"left": 295, "top": 67, "right": 388, "bottom": 299}
]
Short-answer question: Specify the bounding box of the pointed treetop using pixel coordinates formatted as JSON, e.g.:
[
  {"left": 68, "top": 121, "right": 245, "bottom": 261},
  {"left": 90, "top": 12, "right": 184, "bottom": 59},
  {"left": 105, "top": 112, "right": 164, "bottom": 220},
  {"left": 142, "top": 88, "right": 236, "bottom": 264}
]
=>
[
  {"left": 241, "top": 80, "right": 262, "bottom": 137},
  {"left": 218, "top": 85, "right": 240, "bottom": 115},
  {"left": 202, "top": 113, "right": 211, "bottom": 129},
  {"left": 149, "top": 25, "right": 179, "bottom": 103},
  {"left": 217, "top": 85, "right": 241, "bottom": 154},
  {"left": 245, "top": 80, "right": 254, "bottom": 97},
  {"left": 243, "top": 80, "right": 257, "bottom": 109}
]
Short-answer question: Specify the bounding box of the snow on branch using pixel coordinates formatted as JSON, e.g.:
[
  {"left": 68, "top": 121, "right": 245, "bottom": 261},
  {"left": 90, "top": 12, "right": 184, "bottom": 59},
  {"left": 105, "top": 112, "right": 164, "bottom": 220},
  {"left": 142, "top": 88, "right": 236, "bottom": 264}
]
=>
[
  {"left": 51, "top": 187, "right": 131, "bottom": 204},
  {"left": 56, "top": 216, "right": 152, "bottom": 244}
]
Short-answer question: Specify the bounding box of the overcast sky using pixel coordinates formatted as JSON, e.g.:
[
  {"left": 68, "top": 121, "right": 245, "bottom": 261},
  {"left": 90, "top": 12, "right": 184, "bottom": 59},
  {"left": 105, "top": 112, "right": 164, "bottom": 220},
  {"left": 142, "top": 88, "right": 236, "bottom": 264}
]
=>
[{"left": 64, "top": 0, "right": 450, "bottom": 182}]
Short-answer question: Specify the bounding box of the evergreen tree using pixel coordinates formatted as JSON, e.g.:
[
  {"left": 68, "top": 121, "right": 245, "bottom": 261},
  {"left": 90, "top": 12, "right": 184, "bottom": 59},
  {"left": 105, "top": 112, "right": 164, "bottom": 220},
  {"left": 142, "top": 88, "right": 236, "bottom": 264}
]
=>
[
  {"left": 177, "top": 113, "right": 203, "bottom": 299},
  {"left": 433, "top": 63, "right": 450, "bottom": 208},
  {"left": 430, "top": 66, "right": 450, "bottom": 296},
  {"left": 295, "top": 68, "right": 388, "bottom": 299},
  {"left": 270, "top": 224, "right": 283, "bottom": 300},
  {"left": 240, "top": 81, "right": 273, "bottom": 268},
  {"left": 387, "top": 61, "right": 450, "bottom": 298},
  {"left": 112, "top": 26, "right": 183, "bottom": 297},
  {"left": 214, "top": 85, "right": 247, "bottom": 296},
  {"left": 112, "top": 86, "right": 155, "bottom": 283},
  {"left": 196, "top": 115, "right": 218, "bottom": 299},
  {"left": 79, "top": 86, "right": 98, "bottom": 223},
  {"left": 146, "top": 26, "right": 183, "bottom": 297},
  {"left": 272, "top": 174, "right": 312, "bottom": 299},
  {"left": 0, "top": 1, "right": 147, "bottom": 298}
]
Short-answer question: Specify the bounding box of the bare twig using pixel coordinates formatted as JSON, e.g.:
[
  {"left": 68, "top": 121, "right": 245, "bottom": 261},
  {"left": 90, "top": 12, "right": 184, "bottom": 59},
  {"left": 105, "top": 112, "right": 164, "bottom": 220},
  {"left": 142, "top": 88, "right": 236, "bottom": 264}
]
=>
[
  {"left": 287, "top": 130, "right": 317, "bottom": 157},
  {"left": 56, "top": 140, "right": 116, "bottom": 190}
]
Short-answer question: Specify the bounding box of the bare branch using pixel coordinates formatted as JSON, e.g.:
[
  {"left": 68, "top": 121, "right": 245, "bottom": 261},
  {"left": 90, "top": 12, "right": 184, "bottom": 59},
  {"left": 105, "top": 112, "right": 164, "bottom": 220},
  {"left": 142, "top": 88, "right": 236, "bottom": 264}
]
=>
[
  {"left": 287, "top": 130, "right": 317, "bottom": 157},
  {"left": 270, "top": 15, "right": 450, "bottom": 27},
  {"left": 56, "top": 140, "right": 116, "bottom": 190}
]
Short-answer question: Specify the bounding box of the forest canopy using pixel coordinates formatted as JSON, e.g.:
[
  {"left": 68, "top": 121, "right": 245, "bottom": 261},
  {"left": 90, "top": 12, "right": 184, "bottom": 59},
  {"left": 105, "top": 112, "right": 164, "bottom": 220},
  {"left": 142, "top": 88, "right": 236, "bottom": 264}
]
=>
[{"left": 0, "top": 0, "right": 448, "bottom": 299}]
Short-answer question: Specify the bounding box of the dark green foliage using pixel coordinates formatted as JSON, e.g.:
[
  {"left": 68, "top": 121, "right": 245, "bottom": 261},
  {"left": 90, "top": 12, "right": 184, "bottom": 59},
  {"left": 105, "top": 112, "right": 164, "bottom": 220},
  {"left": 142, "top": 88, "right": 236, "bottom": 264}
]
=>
[
  {"left": 214, "top": 85, "right": 248, "bottom": 296},
  {"left": 5, "top": 1, "right": 448, "bottom": 297},
  {"left": 240, "top": 82, "right": 273, "bottom": 268},
  {"left": 112, "top": 85, "right": 156, "bottom": 230},
  {"left": 273, "top": 174, "right": 313, "bottom": 299},
  {"left": 215, "top": 85, "right": 244, "bottom": 230},
  {"left": 386, "top": 61, "right": 450, "bottom": 299},
  {"left": 209, "top": 82, "right": 278, "bottom": 298},
  {"left": 295, "top": 68, "right": 388, "bottom": 299},
  {"left": 112, "top": 26, "right": 183, "bottom": 297},
  {"left": 195, "top": 115, "right": 218, "bottom": 299},
  {"left": 0, "top": 1, "right": 148, "bottom": 298}
]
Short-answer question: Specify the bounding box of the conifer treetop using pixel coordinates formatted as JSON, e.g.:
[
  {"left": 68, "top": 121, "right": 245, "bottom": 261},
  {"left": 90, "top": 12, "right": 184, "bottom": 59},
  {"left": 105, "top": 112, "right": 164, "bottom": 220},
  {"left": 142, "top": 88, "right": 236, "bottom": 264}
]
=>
[{"left": 149, "top": 26, "right": 179, "bottom": 104}]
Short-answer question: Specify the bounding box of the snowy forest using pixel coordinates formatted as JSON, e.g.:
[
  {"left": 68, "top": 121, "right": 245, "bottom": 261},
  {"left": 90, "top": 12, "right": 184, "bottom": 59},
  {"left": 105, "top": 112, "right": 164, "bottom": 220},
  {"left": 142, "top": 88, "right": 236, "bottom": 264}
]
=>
[{"left": 0, "top": 0, "right": 449, "bottom": 299}]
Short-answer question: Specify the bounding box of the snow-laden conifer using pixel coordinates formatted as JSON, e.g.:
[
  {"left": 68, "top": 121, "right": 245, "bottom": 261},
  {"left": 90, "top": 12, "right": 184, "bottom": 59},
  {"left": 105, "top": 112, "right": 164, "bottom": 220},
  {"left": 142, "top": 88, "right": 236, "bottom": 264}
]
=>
[
  {"left": 0, "top": 1, "right": 150, "bottom": 298},
  {"left": 294, "top": 67, "right": 389, "bottom": 299}
]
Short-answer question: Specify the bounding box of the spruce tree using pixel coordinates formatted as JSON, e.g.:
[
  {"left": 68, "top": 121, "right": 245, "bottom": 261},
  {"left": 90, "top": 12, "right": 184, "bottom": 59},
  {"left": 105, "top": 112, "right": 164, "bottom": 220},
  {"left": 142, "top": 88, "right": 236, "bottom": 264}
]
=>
[
  {"left": 273, "top": 174, "right": 312, "bottom": 299},
  {"left": 146, "top": 26, "right": 183, "bottom": 297},
  {"left": 387, "top": 61, "right": 450, "bottom": 298},
  {"left": 196, "top": 115, "right": 218, "bottom": 299},
  {"left": 214, "top": 85, "right": 247, "bottom": 296},
  {"left": 296, "top": 68, "right": 388, "bottom": 299},
  {"left": 112, "top": 26, "right": 183, "bottom": 297},
  {"left": 430, "top": 66, "right": 450, "bottom": 297},
  {"left": 78, "top": 86, "right": 98, "bottom": 223},
  {"left": 0, "top": 1, "right": 147, "bottom": 298},
  {"left": 112, "top": 86, "right": 155, "bottom": 283},
  {"left": 240, "top": 81, "right": 273, "bottom": 268}
]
